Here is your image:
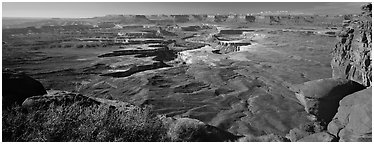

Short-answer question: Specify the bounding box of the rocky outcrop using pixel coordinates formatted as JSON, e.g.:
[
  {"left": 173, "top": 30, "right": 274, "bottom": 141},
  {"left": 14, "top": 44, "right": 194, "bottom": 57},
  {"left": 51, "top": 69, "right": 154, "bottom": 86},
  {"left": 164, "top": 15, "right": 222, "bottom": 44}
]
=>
[
  {"left": 331, "top": 3, "right": 372, "bottom": 87},
  {"left": 327, "top": 87, "right": 372, "bottom": 142},
  {"left": 3, "top": 68, "right": 47, "bottom": 108},
  {"left": 291, "top": 78, "right": 365, "bottom": 123}
]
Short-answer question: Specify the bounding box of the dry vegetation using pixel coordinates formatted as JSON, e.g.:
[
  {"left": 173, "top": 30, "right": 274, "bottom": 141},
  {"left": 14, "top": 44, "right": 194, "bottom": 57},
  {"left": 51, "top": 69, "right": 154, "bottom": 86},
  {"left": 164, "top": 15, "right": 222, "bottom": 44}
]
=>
[{"left": 2, "top": 102, "right": 170, "bottom": 142}]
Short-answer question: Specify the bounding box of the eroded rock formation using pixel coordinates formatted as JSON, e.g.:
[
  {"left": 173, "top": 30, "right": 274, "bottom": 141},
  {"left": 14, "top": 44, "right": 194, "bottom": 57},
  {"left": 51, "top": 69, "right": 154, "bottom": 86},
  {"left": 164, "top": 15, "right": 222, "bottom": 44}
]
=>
[{"left": 331, "top": 3, "right": 372, "bottom": 87}]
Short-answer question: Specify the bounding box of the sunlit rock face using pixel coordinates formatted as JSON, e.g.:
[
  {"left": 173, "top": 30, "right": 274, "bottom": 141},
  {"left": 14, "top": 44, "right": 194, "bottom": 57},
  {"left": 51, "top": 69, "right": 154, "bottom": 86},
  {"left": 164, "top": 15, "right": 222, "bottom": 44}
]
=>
[
  {"left": 331, "top": 3, "right": 372, "bottom": 87},
  {"left": 326, "top": 3, "right": 372, "bottom": 142},
  {"left": 291, "top": 3, "right": 372, "bottom": 142}
]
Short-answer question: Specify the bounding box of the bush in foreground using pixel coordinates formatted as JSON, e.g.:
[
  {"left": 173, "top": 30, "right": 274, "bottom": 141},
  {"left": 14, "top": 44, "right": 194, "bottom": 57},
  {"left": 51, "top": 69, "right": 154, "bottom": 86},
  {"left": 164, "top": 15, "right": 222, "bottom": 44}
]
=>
[{"left": 2, "top": 102, "right": 170, "bottom": 142}]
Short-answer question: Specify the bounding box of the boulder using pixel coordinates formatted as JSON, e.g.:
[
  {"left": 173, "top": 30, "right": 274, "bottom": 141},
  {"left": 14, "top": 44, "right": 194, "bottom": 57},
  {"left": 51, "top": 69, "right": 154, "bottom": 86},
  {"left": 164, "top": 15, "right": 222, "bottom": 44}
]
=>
[
  {"left": 3, "top": 68, "right": 47, "bottom": 108},
  {"left": 327, "top": 87, "right": 372, "bottom": 142},
  {"left": 297, "top": 132, "right": 337, "bottom": 142},
  {"left": 166, "top": 117, "right": 240, "bottom": 142},
  {"left": 292, "top": 78, "right": 365, "bottom": 123}
]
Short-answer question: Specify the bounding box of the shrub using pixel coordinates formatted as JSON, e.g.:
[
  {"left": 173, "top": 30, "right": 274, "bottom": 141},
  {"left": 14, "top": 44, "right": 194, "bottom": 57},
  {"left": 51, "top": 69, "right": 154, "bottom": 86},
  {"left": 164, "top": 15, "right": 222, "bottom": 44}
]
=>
[
  {"left": 167, "top": 118, "right": 206, "bottom": 142},
  {"left": 2, "top": 102, "right": 170, "bottom": 142}
]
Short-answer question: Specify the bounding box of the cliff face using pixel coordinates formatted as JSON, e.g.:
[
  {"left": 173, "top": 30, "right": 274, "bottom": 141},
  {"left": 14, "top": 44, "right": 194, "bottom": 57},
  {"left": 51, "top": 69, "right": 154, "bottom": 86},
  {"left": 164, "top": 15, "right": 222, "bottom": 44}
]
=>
[
  {"left": 290, "top": 3, "right": 372, "bottom": 142},
  {"left": 327, "top": 3, "right": 372, "bottom": 142},
  {"left": 331, "top": 4, "right": 372, "bottom": 87}
]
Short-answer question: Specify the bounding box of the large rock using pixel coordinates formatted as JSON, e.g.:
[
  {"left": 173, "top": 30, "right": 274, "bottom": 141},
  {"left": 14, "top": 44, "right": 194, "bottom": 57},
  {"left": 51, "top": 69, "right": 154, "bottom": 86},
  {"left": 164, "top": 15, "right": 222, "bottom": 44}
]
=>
[
  {"left": 3, "top": 68, "right": 47, "bottom": 108},
  {"left": 327, "top": 87, "right": 372, "bottom": 142},
  {"left": 292, "top": 78, "right": 365, "bottom": 123},
  {"left": 166, "top": 117, "right": 240, "bottom": 142},
  {"left": 297, "top": 132, "right": 337, "bottom": 142}
]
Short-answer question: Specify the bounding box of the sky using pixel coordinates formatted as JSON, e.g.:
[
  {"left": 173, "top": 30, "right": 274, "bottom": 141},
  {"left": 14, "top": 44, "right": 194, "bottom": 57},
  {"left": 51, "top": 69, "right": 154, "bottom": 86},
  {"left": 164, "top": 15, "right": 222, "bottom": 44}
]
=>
[{"left": 2, "top": 2, "right": 368, "bottom": 18}]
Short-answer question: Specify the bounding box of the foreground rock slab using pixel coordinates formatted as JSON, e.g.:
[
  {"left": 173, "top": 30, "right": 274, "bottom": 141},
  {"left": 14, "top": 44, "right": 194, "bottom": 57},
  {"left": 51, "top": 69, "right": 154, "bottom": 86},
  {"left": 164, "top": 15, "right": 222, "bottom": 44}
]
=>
[
  {"left": 327, "top": 87, "right": 372, "bottom": 142},
  {"left": 292, "top": 78, "right": 365, "bottom": 123}
]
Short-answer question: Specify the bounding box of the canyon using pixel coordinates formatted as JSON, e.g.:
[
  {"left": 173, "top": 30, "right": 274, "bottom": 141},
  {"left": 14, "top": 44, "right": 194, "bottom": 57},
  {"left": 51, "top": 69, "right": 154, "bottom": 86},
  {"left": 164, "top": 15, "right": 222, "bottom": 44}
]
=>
[{"left": 2, "top": 3, "right": 371, "bottom": 142}]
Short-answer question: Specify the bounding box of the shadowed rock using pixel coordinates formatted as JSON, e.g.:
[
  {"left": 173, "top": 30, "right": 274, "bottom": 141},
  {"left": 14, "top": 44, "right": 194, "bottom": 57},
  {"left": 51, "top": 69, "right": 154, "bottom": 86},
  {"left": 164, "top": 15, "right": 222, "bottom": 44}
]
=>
[
  {"left": 3, "top": 68, "right": 47, "bottom": 108},
  {"left": 98, "top": 47, "right": 177, "bottom": 62},
  {"left": 292, "top": 78, "right": 365, "bottom": 123}
]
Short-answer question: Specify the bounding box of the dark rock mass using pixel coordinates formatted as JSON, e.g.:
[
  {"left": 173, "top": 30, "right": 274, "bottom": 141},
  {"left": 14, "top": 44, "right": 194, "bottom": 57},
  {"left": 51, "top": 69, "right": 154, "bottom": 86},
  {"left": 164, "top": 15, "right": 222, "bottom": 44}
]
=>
[{"left": 2, "top": 68, "right": 47, "bottom": 108}]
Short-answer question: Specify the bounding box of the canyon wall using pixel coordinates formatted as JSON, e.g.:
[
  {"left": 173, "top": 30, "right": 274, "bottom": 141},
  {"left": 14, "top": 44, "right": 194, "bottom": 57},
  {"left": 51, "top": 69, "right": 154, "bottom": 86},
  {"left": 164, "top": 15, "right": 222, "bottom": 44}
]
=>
[
  {"left": 331, "top": 3, "right": 372, "bottom": 87},
  {"left": 327, "top": 3, "right": 372, "bottom": 142},
  {"left": 290, "top": 3, "right": 372, "bottom": 142}
]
